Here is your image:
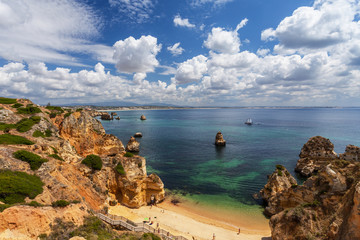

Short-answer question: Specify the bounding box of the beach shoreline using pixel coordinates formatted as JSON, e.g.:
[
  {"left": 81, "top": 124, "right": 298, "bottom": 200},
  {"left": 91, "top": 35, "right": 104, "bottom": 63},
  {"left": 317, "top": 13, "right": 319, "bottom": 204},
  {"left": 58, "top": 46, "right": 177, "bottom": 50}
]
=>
[{"left": 109, "top": 197, "right": 271, "bottom": 240}]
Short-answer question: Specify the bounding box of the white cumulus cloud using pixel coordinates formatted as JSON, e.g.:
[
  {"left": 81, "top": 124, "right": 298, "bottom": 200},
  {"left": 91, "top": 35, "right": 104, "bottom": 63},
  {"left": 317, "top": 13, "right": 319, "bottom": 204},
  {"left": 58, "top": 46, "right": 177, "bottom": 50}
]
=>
[
  {"left": 174, "top": 15, "right": 196, "bottom": 28},
  {"left": 173, "top": 55, "right": 208, "bottom": 84},
  {"left": 167, "top": 43, "right": 185, "bottom": 56},
  {"left": 113, "top": 35, "right": 162, "bottom": 74},
  {"left": 204, "top": 19, "right": 247, "bottom": 54}
]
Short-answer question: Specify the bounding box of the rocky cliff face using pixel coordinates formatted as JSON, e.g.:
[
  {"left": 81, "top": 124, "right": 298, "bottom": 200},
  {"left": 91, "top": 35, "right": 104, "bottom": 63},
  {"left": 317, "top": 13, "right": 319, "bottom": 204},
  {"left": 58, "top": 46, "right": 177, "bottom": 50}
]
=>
[
  {"left": 260, "top": 136, "right": 360, "bottom": 240},
  {"left": 0, "top": 99, "right": 165, "bottom": 239}
]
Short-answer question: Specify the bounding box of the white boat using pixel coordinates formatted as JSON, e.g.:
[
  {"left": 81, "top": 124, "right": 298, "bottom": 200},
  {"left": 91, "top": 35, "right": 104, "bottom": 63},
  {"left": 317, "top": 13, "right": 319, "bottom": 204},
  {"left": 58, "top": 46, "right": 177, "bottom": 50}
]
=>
[{"left": 245, "top": 118, "right": 253, "bottom": 125}]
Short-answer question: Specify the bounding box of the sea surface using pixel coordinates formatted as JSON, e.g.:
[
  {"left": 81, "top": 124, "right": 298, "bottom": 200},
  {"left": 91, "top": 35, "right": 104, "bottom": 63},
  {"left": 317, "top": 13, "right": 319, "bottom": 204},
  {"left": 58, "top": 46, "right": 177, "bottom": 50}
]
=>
[{"left": 99, "top": 108, "right": 360, "bottom": 218}]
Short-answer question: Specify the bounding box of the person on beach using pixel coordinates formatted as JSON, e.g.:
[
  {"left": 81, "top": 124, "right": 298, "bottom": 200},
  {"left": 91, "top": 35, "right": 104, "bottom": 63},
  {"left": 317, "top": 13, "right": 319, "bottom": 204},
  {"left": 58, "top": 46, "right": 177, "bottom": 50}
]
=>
[
  {"left": 237, "top": 228, "right": 241, "bottom": 235},
  {"left": 212, "top": 233, "right": 215, "bottom": 240}
]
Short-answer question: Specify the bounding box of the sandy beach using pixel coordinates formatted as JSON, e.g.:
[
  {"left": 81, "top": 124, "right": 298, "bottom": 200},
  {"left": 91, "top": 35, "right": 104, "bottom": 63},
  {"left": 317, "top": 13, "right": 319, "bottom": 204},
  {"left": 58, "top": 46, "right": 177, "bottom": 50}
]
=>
[{"left": 109, "top": 198, "right": 271, "bottom": 240}]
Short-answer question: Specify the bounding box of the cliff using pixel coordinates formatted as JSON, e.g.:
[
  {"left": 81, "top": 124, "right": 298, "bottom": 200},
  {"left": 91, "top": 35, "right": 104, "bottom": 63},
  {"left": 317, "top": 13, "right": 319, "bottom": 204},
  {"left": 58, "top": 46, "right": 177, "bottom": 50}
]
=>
[
  {"left": 259, "top": 136, "right": 360, "bottom": 240},
  {"left": 0, "top": 98, "right": 165, "bottom": 239}
]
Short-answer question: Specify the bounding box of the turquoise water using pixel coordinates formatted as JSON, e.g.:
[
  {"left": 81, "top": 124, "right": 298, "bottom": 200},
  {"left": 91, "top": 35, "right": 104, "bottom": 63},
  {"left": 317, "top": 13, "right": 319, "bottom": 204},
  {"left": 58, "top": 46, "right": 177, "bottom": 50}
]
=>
[{"left": 100, "top": 108, "right": 360, "bottom": 209}]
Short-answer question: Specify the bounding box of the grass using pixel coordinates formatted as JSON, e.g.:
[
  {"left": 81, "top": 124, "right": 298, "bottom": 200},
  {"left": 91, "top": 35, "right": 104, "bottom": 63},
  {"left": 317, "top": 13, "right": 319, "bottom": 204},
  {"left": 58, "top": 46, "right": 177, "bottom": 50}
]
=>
[
  {"left": 52, "top": 200, "right": 70, "bottom": 207},
  {"left": 11, "top": 103, "right": 23, "bottom": 108},
  {"left": 50, "top": 146, "right": 58, "bottom": 154},
  {"left": 115, "top": 162, "right": 126, "bottom": 175},
  {"left": 0, "top": 204, "right": 11, "bottom": 212},
  {"left": 0, "top": 170, "right": 44, "bottom": 204},
  {"left": 16, "top": 116, "right": 41, "bottom": 132},
  {"left": 124, "top": 152, "right": 134, "bottom": 157},
  {"left": 141, "top": 233, "right": 161, "bottom": 240},
  {"left": 49, "top": 154, "right": 64, "bottom": 161},
  {"left": 64, "top": 112, "right": 72, "bottom": 118},
  {"left": 13, "top": 150, "right": 48, "bottom": 170},
  {"left": 27, "top": 200, "right": 43, "bottom": 207},
  {"left": 45, "top": 129, "right": 52, "bottom": 137},
  {"left": 81, "top": 154, "right": 102, "bottom": 170},
  {"left": 0, "top": 134, "right": 34, "bottom": 145},
  {"left": 0, "top": 97, "right": 17, "bottom": 104},
  {"left": 17, "top": 105, "right": 42, "bottom": 114}
]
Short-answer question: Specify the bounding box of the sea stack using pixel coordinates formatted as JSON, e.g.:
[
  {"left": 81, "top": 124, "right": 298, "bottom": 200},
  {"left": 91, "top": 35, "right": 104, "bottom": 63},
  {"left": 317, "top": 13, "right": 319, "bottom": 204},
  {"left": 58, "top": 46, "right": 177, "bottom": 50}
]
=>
[
  {"left": 215, "top": 131, "right": 226, "bottom": 146},
  {"left": 140, "top": 115, "right": 146, "bottom": 120},
  {"left": 134, "top": 132, "right": 143, "bottom": 138},
  {"left": 126, "top": 136, "right": 140, "bottom": 152}
]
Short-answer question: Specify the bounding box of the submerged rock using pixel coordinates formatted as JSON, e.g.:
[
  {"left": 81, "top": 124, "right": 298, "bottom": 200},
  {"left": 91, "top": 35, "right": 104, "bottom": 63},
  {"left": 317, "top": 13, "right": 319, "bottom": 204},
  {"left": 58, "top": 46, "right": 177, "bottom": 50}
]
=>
[
  {"left": 140, "top": 115, "right": 146, "bottom": 120},
  {"left": 215, "top": 131, "right": 226, "bottom": 146},
  {"left": 125, "top": 137, "right": 140, "bottom": 152}
]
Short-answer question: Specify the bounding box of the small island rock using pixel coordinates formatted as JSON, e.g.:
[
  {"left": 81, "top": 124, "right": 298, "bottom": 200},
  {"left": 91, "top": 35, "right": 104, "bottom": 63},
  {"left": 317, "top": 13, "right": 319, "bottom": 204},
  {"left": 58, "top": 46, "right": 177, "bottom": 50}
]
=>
[
  {"left": 215, "top": 131, "right": 226, "bottom": 146},
  {"left": 134, "top": 132, "right": 143, "bottom": 138},
  {"left": 126, "top": 136, "right": 140, "bottom": 152},
  {"left": 140, "top": 115, "right": 146, "bottom": 120}
]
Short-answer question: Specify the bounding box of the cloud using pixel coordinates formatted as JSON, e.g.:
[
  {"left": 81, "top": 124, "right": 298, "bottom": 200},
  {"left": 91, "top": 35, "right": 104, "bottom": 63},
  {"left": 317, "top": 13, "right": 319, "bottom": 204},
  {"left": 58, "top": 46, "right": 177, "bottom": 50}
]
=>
[
  {"left": 113, "top": 35, "right": 162, "bottom": 74},
  {"left": 173, "top": 15, "right": 196, "bottom": 28},
  {"left": 0, "top": 0, "right": 112, "bottom": 66},
  {"left": 261, "top": 0, "right": 360, "bottom": 51},
  {"left": 173, "top": 55, "right": 208, "bottom": 84},
  {"left": 192, "top": 0, "right": 234, "bottom": 6},
  {"left": 167, "top": 43, "right": 185, "bottom": 56},
  {"left": 256, "top": 48, "right": 270, "bottom": 57},
  {"left": 109, "top": 0, "right": 155, "bottom": 23},
  {"left": 204, "top": 19, "right": 247, "bottom": 54}
]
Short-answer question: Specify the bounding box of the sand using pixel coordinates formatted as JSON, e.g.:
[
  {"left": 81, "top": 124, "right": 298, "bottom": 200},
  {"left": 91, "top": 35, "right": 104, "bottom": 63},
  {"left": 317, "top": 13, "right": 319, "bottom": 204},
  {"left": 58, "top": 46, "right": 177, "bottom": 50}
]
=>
[{"left": 109, "top": 199, "right": 271, "bottom": 240}]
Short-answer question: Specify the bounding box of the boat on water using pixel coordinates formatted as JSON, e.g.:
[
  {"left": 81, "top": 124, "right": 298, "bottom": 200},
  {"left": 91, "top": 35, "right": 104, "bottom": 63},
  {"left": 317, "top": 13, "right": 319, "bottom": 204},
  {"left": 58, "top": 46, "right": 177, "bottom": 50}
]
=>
[{"left": 245, "top": 118, "right": 253, "bottom": 125}]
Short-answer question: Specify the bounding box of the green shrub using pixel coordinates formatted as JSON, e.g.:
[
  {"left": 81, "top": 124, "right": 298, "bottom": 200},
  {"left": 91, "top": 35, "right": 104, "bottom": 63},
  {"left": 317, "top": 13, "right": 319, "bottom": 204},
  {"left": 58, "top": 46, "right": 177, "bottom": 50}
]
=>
[
  {"left": 81, "top": 154, "right": 102, "bottom": 170},
  {"left": 16, "top": 116, "right": 41, "bottom": 132},
  {"left": 0, "top": 97, "right": 17, "bottom": 104},
  {"left": 51, "top": 146, "right": 58, "bottom": 154},
  {"left": 45, "top": 129, "right": 52, "bottom": 137},
  {"left": 38, "top": 233, "right": 47, "bottom": 240},
  {"left": 277, "top": 169, "right": 283, "bottom": 176},
  {"left": 46, "top": 106, "right": 64, "bottom": 113},
  {"left": 52, "top": 200, "right": 70, "bottom": 207},
  {"left": 64, "top": 112, "right": 72, "bottom": 118},
  {"left": 124, "top": 152, "right": 134, "bottom": 157},
  {"left": 76, "top": 108, "right": 83, "bottom": 112},
  {"left": 33, "top": 130, "right": 45, "bottom": 138},
  {"left": 13, "top": 150, "right": 48, "bottom": 170},
  {"left": 141, "top": 233, "right": 161, "bottom": 240},
  {"left": 49, "top": 154, "right": 64, "bottom": 161},
  {"left": 49, "top": 113, "right": 56, "bottom": 118},
  {"left": 0, "top": 204, "right": 11, "bottom": 212},
  {"left": 69, "top": 216, "right": 119, "bottom": 239},
  {"left": 0, "top": 134, "right": 34, "bottom": 145},
  {"left": 27, "top": 201, "right": 43, "bottom": 207},
  {"left": 0, "top": 123, "right": 16, "bottom": 131},
  {"left": 0, "top": 170, "right": 44, "bottom": 204},
  {"left": 11, "top": 103, "right": 23, "bottom": 108},
  {"left": 276, "top": 164, "right": 285, "bottom": 170},
  {"left": 17, "top": 106, "right": 42, "bottom": 114},
  {"left": 115, "top": 163, "right": 126, "bottom": 175}
]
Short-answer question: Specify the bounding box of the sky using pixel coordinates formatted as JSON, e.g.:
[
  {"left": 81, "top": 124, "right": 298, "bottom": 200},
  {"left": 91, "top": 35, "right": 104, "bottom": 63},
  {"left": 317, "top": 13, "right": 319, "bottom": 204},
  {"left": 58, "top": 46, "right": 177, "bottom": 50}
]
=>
[{"left": 0, "top": 0, "right": 359, "bottom": 106}]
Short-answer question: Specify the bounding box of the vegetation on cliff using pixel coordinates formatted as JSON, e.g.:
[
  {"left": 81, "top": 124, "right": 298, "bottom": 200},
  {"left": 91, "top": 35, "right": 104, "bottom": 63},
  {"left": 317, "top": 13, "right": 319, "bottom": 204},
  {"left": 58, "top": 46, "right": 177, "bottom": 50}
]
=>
[
  {"left": 0, "top": 170, "right": 44, "bottom": 205},
  {"left": 0, "top": 97, "right": 17, "bottom": 104},
  {"left": 115, "top": 162, "right": 126, "bottom": 175},
  {"left": 0, "top": 116, "right": 41, "bottom": 132},
  {"left": 17, "top": 105, "right": 42, "bottom": 114},
  {"left": 0, "top": 134, "right": 34, "bottom": 145},
  {"left": 82, "top": 154, "right": 102, "bottom": 170},
  {"left": 13, "top": 150, "right": 48, "bottom": 170}
]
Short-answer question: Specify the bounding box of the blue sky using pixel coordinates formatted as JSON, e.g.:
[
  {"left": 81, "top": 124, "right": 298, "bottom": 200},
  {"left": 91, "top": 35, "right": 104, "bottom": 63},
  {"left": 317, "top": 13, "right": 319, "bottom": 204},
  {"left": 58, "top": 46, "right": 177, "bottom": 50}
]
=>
[{"left": 0, "top": 0, "right": 359, "bottom": 106}]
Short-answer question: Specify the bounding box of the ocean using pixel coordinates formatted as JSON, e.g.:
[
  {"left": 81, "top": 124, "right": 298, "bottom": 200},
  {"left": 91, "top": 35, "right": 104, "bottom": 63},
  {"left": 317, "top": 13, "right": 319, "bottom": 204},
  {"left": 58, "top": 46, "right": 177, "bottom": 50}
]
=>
[{"left": 99, "top": 107, "right": 360, "bottom": 221}]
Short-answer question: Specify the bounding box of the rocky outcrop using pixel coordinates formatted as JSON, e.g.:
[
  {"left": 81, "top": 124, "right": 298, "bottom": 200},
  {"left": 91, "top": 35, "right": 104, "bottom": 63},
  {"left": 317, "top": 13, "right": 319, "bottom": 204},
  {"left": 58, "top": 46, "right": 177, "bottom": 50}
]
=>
[
  {"left": 140, "top": 115, "right": 146, "bottom": 120},
  {"left": 295, "top": 136, "right": 338, "bottom": 177},
  {"left": 260, "top": 137, "right": 360, "bottom": 240},
  {"left": 0, "top": 204, "right": 87, "bottom": 239},
  {"left": 134, "top": 132, "right": 142, "bottom": 138},
  {"left": 125, "top": 137, "right": 140, "bottom": 152},
  {"left": 215, "top": 131, "right": 226, "bottom": 146},
  {"left": 111, "top": 155, "right": 165, "bottom": 208},
  {"left": 340, "top": 144, "right": 360, "bottom": 161},
  {"left": 101, "top": 113, "right": 113, "bottom": 120},
  {"left": 59, "top": 111, "right": 124, "bottom": 157}
]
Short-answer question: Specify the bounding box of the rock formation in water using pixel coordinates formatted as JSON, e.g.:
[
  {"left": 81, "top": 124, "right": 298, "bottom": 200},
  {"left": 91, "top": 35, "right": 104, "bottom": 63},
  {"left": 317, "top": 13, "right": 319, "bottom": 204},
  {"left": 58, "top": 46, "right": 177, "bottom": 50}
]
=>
[
  {"left": 125, "top": 136, "right": 140, "bottom": 152},
  {"left": 140, "top": 115, "right": 146, "bottom": 120},
  {"left": 134, "top": 132, "right": 142, "bottom": 138},
  {"left": 100, "top": 113, "right": 113, "bottom": 120},
  {"left": 0, "top": 98, "right": 165, "bottom": 238},
  {"left": 259, "top": 136, "right": 360, "bottom": 240},
  {"left": 215, "top": 131, "right": 226, "bottom": 146}
]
